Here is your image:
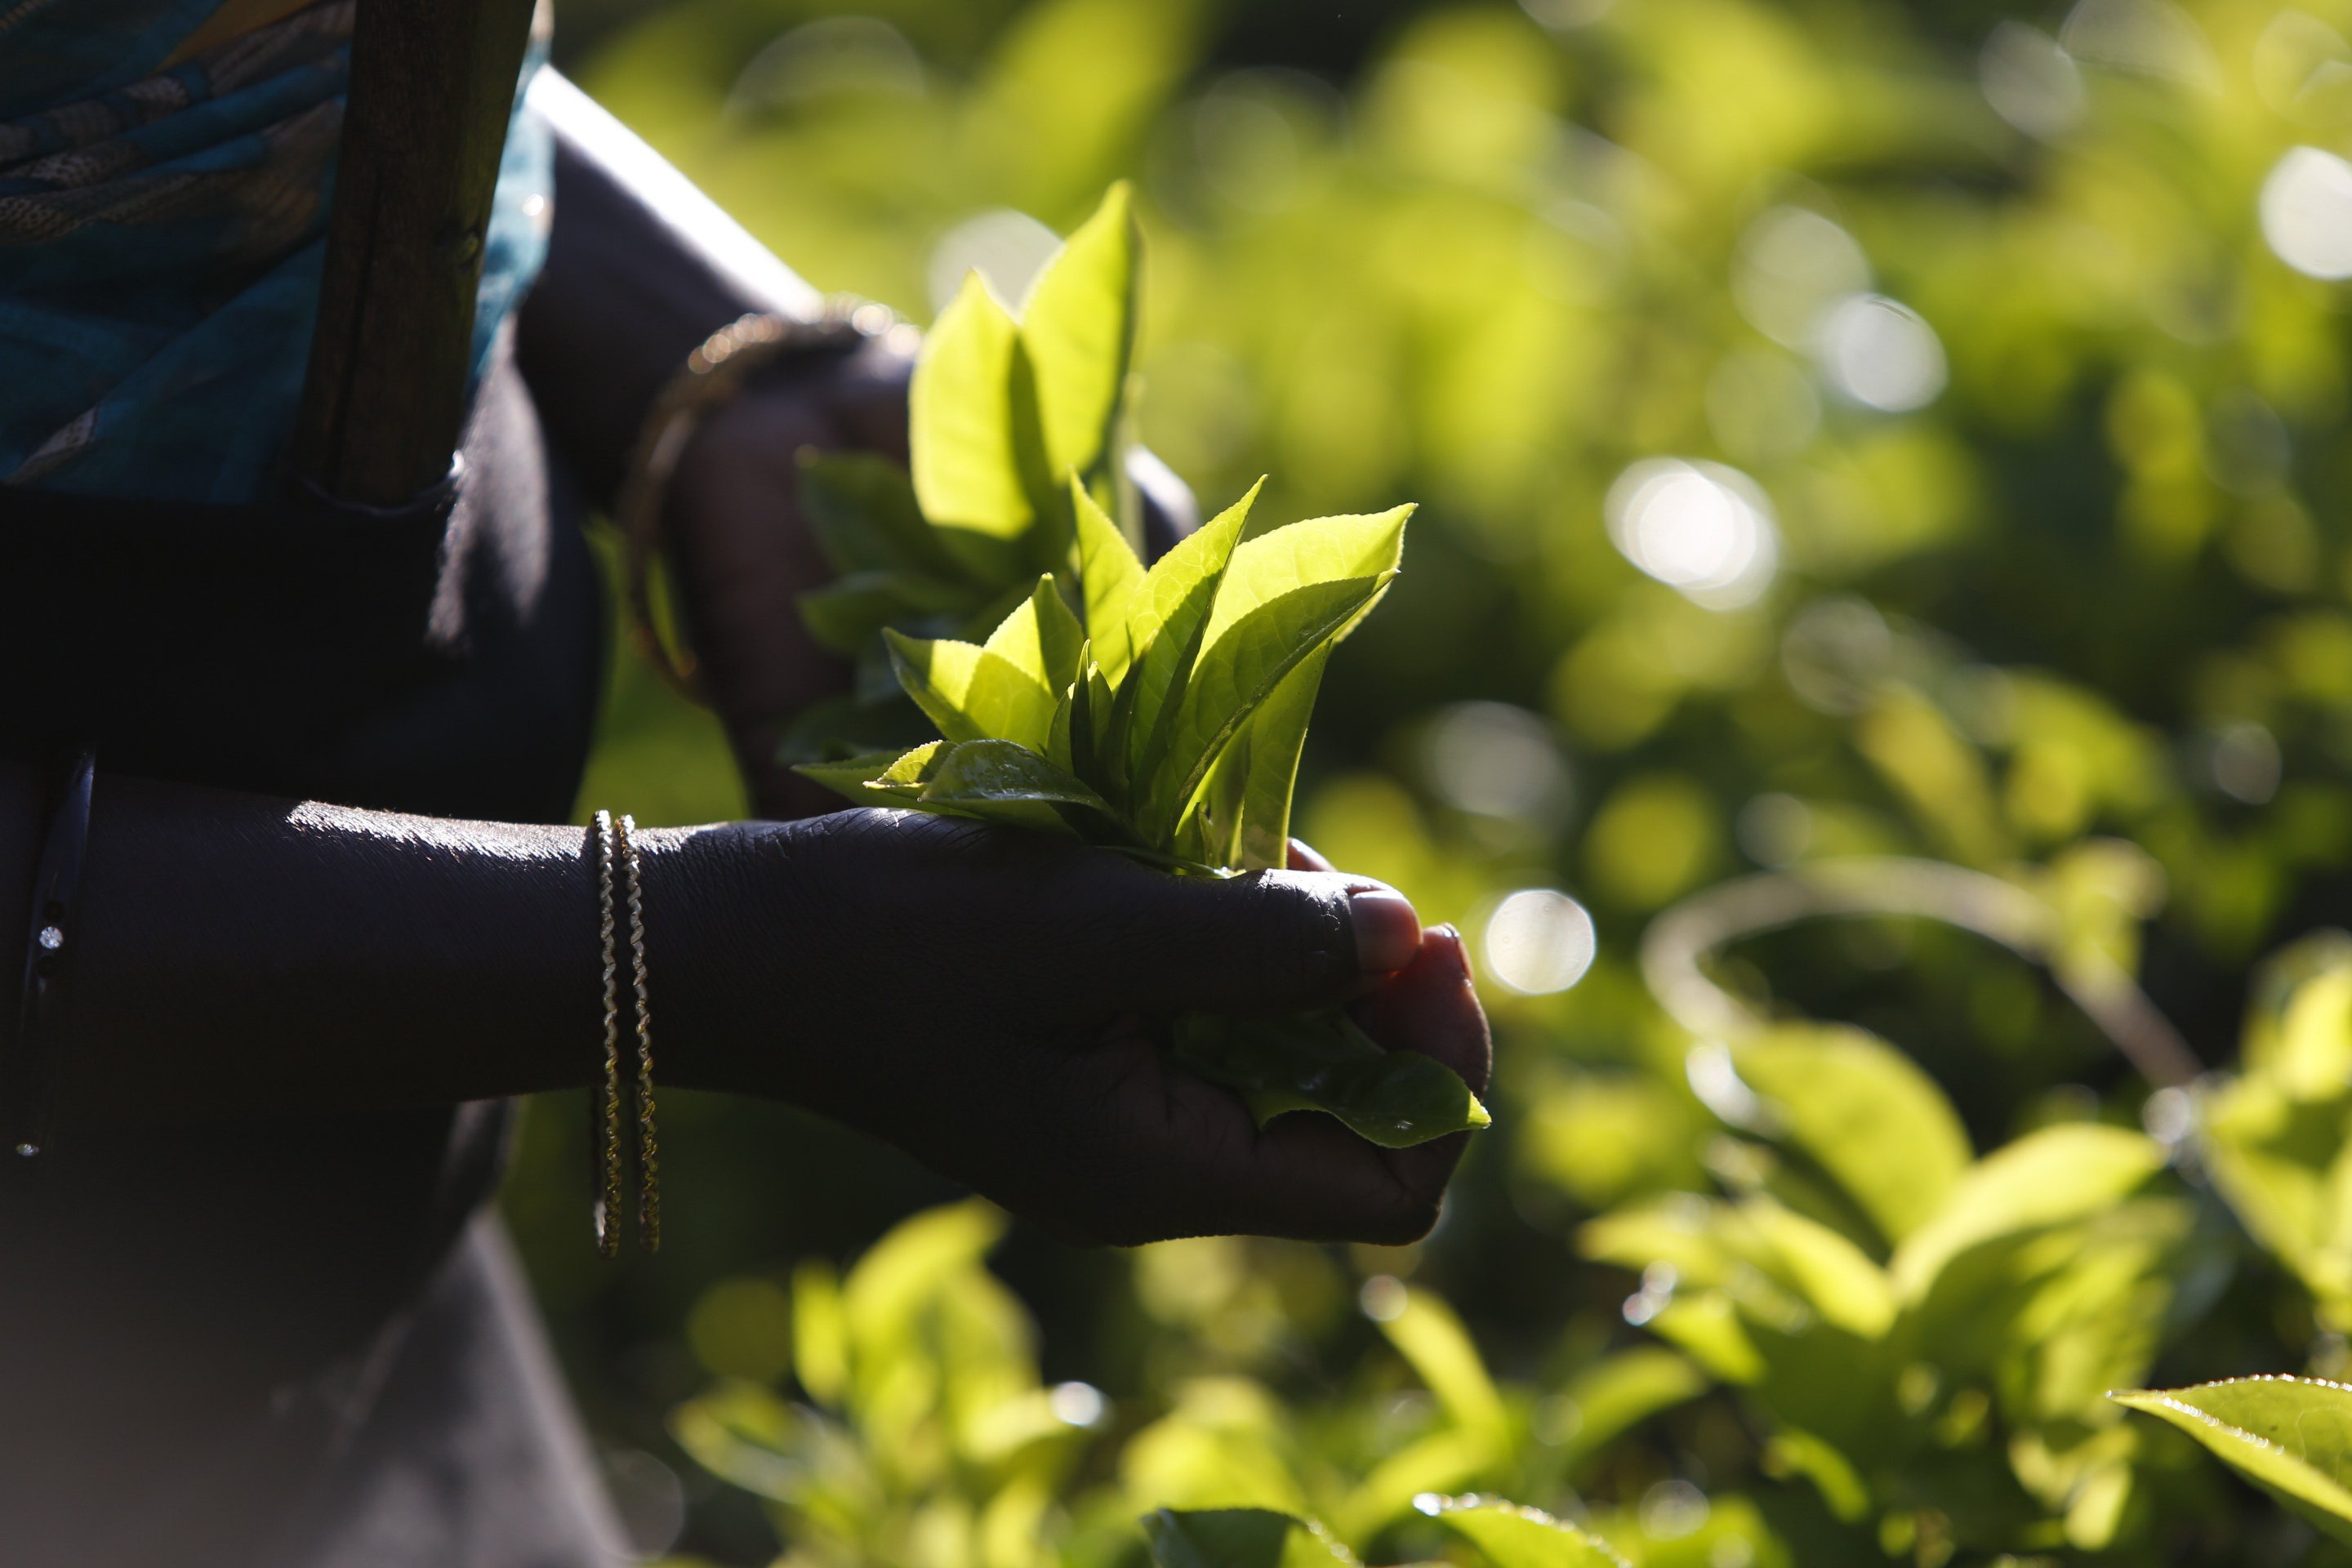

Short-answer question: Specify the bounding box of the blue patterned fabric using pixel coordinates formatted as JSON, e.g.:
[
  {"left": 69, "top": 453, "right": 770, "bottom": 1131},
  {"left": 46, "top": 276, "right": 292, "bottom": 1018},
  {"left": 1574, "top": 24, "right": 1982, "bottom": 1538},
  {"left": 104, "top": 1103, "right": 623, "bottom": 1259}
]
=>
[{"left": 0, "top": 1, "right": 553, "bottom": 503}]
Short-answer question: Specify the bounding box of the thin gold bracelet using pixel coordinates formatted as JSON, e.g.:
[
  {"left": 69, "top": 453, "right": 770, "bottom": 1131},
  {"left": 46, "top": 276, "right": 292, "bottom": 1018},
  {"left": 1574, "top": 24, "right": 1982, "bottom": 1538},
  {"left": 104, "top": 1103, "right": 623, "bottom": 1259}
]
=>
[
  {"left": 590, "top": 810, "right": 626, "bottom": 1258},
  {"left": 612, "top": 299, "right": 913, "bottom": 704},
  {"left": 616, "top": 813, "right": 661, "bottom": 1253},
  {"left": 590, "top": 810, "right": 664, "bottom": 1255}
]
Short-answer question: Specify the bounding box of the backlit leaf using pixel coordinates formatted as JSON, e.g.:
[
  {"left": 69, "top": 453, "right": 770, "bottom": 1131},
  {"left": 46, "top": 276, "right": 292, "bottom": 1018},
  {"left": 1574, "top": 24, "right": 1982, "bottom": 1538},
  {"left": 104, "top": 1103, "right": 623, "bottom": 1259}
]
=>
[
  {"left": 1169, "top": 1010, "right": 1489, "bottom": 1148},
  {"left": 1891, "top": 1124, "right": 2167, "bottom": 1300},
  {"left": 1022, "top": 182, "right": 1138, "bottom": 489},
  {"left": 1419, "top": 1495, "right": 1631, "bottom": 1567},
  {"left": 1728, "top": 1025, "right": 1972, "bottom": 1246},
  {"left": 1198, "top": 506, "right": 1411, "bottom": 653},
  {"left": 982, "top": 574, "right": 1086, "bottom": 695},
  {"left": 1076, "top": 477, "right": 1146, "bottom": 675},
  {"left": 911, "top": 274, "right": 1049, "bottom": 557},
  {"left": 1143, "top": 575, "right": 1390, "bottom": 842},
  {"left": 885, "top": 629, "right": 1058, "bottom": 754},
  {"left": 2113, "top": 1377, "right": 2352, "bottom": 1544},
  {"left": 1141, "top": 1508, "right": 1358, "bottom": 1568},
  {"left": 1112, "top": 480, "right": 1261, "bottom": 773}
]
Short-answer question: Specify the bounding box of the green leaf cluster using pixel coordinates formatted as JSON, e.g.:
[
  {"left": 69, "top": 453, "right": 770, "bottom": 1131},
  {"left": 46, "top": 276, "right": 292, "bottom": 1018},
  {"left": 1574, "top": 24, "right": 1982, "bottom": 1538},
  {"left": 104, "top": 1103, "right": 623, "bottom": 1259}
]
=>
[
  {"left": 794, "top": 184, "right": 1142, "bottom": 714},
  {"left": 793, "top": 187, "right": 1481, "bottom": 1149},
  {"left": 1585, "top": 1025, "right": 2209, "bottom": 1556}
]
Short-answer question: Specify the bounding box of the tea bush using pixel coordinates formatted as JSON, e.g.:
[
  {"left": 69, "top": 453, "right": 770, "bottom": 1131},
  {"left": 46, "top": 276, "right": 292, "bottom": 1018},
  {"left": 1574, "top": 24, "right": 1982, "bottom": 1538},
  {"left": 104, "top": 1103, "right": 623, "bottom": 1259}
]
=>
[{"left": 507, "top": 0, "right": 2352, "bottom": 1561}]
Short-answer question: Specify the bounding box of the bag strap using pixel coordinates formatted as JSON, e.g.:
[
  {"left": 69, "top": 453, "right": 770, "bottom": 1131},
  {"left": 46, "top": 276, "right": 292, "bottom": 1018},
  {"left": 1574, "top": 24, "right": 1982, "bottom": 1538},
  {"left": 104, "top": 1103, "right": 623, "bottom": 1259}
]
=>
[{"left": 289, "top": 0, "right": 541, "bottom": 507}]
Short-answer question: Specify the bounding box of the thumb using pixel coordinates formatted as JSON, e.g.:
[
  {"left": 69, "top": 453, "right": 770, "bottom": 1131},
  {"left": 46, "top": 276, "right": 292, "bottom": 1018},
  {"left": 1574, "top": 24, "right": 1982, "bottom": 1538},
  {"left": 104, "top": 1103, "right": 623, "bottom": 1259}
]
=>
[{"left": 1061, "top": 862, "right": 1424, "bottom": 1018}]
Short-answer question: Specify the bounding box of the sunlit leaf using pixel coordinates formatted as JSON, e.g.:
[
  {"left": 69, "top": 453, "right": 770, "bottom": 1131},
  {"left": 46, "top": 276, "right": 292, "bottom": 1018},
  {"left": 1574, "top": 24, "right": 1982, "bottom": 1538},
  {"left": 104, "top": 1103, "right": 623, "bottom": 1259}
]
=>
[
  {"left": 1728, "top": 1025, "right": 1972, "bottom": 1247},
  {"left": 1197, "top": 506, "right": 1411, "bottom": 653},
  {"left": 1142, "top": 575, "right": 1391, "bottom": 841},
  {"left": 1076, "top": 478, "right": 1146, "bottom": 676},
  {"left": 1111, "top": 479, "right": 1261, "bottom": 773},
  {"left": 1377, "top": 1285, "right": 1509, "bottom": 1446},
  {"left": 1169, "top": 1010, "right": 1488, "bottom": 1148},
  {"left": 885, "top": 629, "right": 1058, "bottom": 753},
  {"left": 914, "top": 737, "right": 1125, "bottom": 839},
  {"left": 982, "top": 573, "right": 1087, "bottom": 695},
  {"left": 1022, "top": 182, "right": 1138, "bottom": 488},
  {"left": 840, "top": 1200, "right": 1005, "bottom": 1374},
  {"left": 1142, "top": 1508, "right": 1359, "bottom": 1568},
  {"left": 1891, "top": 1124, "right": 2167, "bottom": 1300},
  {"left": 2113, "top": 1377, "right": 2352, "bottom": 1544},
  {"left": 1419, "top": 1495, "right": 1631, "bottom": 1567},
  {"left": 911, "top": 273, "right": 1051, "bottom": 558}
]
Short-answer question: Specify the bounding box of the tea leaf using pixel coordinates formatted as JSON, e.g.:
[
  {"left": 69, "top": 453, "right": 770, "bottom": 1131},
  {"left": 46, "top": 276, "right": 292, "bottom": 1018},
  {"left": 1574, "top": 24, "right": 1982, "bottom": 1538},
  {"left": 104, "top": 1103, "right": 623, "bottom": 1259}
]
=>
[
  {"left": 1141, "top": 1508, "right": 1358, "bottom": 1568},
  {"left": 1170, "top": 1010, "right": 1490, "bottom": 1148},
  {"left": 1143, "top": 575, "right": 1390, "bottom": 843},
  {"left": 885, "top": 630, "right": 1058, "bottom": 754},
  {"left": 1891, "top": 1124, "right": 2167, "bottom": 1300},
  {"left": 2113, "top": 1377, "right": 2352, "bottom": 1543},
  {"left": 800, "top": 570, "right": 980, "bottom": 657},
  {"left": 1420, "top": 1496, "right": 1631, "bottom": 1567},
  {"left": 911, "top": 274, "right": 1050, "bottom": 560},
  {"left": 1022, "top": 182, "right": 1138, "bottom": 490},
  {"left": 1075, "top": 478, "right": 1145, "bottom": 674},
  {"left": 1198, "top": 506, "right": 1411, "bottom": 653},
  {"left": 1729, "top": 1025, "right": 1972, "bottom": 1246},
  {"left": 798, "top": 450, "right": 971, "bottom": 581},
  {"left": 915, "top": 738, "right": 1124, "bottom": 838},
  {"left": 795, "top": 749, "right": 924, "bottom": 806},
  {"left": 983, "top": 574, "right": 1087, "bottom": 695},
  {"left": 1111, "top": 478, "right": 1259, "bottom": 685}
]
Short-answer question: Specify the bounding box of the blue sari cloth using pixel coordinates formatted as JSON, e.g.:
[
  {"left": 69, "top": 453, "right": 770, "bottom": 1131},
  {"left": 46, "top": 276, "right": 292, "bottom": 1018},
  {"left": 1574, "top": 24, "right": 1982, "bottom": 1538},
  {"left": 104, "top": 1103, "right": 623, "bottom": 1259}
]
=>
[{"left": 0, "top": 0, "right": 551, "bottom": 502}]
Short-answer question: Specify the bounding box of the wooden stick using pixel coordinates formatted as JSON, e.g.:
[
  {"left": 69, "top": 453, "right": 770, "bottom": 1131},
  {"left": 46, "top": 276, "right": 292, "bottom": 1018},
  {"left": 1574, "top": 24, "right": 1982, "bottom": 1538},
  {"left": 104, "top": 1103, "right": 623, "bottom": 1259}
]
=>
[{"left": 290, "top": 0, "right": 541, "bottom": 506}]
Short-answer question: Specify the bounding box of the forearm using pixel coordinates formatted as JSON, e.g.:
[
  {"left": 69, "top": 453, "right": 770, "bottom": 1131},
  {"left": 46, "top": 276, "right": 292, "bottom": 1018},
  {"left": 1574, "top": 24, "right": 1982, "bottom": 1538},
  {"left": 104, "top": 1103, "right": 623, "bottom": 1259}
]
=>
[
  {"left": 26, "top": 768, "right": 736, "bottom": 1127},
  {"left": 514, "top": 69, "right": 825, "bottom": 507}
]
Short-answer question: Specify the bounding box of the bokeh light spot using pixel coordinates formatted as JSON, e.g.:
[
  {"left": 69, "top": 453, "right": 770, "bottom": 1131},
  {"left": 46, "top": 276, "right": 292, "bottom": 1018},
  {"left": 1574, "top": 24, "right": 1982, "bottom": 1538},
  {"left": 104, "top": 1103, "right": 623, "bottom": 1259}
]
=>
[
  {"left": 1816, "top": 295, "right": 1948, "bottom": 412},
  {"left": 1732, "top": 207, "right": 1869, "bottom": 347},
  {"left": 2261, "top": 146, "right": 2352, "bottom": 278},
  {"left": 1605, "top": 459, "right": 1780, "bottom": 609},
  {"left": 1481, "top": 889, "right": 1597, "bottom": 995}
]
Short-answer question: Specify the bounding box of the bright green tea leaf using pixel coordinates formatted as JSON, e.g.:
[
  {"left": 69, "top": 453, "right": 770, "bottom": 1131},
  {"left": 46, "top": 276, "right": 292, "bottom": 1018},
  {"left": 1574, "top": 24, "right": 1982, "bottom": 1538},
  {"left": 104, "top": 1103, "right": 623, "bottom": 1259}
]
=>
[
  {"left": 1419, "top": 1495, "right": 1632, "bottom": 1568},
  {"left": 885, "top": 629, "right": 1058, "bottom": 754},
  {"left": 794, "top": 750, "right": 919, "bottom": 807},
  {"left": 840, "top": 1200, "right": 1005, "bottom": 1371},
  {"left": 915, "top": 738, "right": 1123, "bottom": 833},
  {"left": 1111, "top": 479, "right": 1261, "bottom": 738},
  {"left": 911, "top": 273, "right": 1047, "bottom": 551},
  {"left": 1376, "top": 1286, "right": 1508, "bottom": 1446},
  {"left": 1143, "top": 574, "right": 1390, "bottom": 841},
  {"left": 1198, "top": 506, "right": 1411, "bottom": 653},
  {"left": 1891, "top": 1124, "right": 2167, "bottom": 1300},
  {"left": 1021, "top": 182, "right": 1138, "bottom": 488},
  {"left": 1170, "top": 1010, "right": 1489, "bottom": 1148},
  {"left": 1076, "top": 478, "right": 1145, "bottom": 675},
  {"left": 1729, "top": 1025, "right": 1973, "bottom": 1246},
  {"left": 2113, "top": 1377, "right": 2352, "bottom": 1544},
  {"left": 1141, "top": 1508, "right": 1359, "bottom": 1568},
  {"left": 1223, "top": 644, "right": 1330, "bottom": 873},
  {"left": 982, "top": 574, "right": 1086, "bottom": 695}
]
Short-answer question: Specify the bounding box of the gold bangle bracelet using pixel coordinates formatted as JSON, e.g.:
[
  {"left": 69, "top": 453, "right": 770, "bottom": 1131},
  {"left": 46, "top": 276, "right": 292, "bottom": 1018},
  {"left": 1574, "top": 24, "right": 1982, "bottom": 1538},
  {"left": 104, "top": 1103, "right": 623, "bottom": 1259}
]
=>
[
  {"left": 612, "top": 299, "right": 912, "bottom": 705},
  {"left": 590, "top": 809, "right": 662, "bottom": 1255}
]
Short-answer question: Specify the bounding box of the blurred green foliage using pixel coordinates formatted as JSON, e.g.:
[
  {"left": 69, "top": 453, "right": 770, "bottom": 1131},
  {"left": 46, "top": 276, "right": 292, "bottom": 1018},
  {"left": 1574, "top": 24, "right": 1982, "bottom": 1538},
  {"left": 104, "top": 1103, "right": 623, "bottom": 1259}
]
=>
[{"left": 507, "top": 0, "right": 2352, "bottom": 1561}]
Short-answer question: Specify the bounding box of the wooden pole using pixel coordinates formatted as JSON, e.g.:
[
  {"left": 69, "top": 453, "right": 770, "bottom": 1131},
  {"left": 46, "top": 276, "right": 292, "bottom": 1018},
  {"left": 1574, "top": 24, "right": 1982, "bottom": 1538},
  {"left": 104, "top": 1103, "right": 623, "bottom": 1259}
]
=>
[{"left": 290, "top": 0, "right": 541, "bottom": 506}]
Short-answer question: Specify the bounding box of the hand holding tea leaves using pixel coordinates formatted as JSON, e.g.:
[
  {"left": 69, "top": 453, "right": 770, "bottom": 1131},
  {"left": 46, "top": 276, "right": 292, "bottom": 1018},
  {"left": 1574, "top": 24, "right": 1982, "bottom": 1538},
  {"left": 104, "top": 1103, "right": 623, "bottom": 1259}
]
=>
[{"left": 791, "top": 186, "right": 1489, "bottom": 1148}]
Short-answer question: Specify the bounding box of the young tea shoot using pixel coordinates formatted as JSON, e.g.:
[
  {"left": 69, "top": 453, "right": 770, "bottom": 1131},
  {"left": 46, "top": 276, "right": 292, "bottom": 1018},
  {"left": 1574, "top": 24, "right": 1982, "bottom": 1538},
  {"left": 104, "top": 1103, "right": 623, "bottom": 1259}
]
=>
[{"left": 793, "top": 186, "right": 1487, "bottom": 1149}]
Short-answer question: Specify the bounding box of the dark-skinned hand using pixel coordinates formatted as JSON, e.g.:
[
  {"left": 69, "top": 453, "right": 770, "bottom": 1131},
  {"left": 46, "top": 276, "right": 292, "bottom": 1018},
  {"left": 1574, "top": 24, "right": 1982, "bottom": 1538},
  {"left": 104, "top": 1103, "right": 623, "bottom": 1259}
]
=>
[{"left": 657, "top": 808, "right": 1490, "bottom": 1246}]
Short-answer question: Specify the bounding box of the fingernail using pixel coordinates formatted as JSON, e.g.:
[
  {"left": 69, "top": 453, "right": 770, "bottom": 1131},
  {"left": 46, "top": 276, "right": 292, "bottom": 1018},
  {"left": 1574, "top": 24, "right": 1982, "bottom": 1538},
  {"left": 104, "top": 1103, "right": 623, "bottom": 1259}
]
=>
[{"left": 1350, "top": 889, "right": 1422, "bottom": 973}]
